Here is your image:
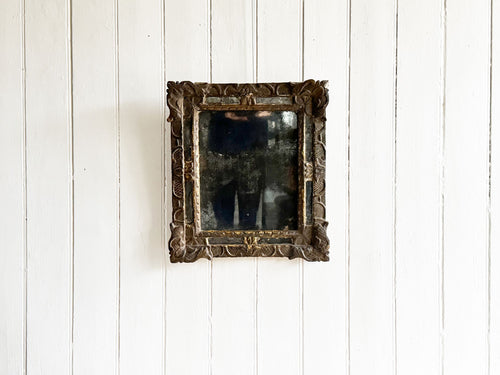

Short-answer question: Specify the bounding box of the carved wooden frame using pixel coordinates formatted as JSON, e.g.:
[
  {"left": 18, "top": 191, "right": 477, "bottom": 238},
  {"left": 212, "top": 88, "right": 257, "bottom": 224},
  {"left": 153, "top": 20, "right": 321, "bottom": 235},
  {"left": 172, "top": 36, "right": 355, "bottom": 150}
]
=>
[{"left": 167, "top": 80, "right": 330, "bottom": 262}]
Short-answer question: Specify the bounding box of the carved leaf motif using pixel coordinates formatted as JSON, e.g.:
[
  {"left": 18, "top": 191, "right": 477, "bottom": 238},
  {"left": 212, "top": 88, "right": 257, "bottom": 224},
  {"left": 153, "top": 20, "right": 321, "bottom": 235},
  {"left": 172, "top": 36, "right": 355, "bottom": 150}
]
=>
[{"left": 243, "top": 236, "right": 259, "bottom": 248}]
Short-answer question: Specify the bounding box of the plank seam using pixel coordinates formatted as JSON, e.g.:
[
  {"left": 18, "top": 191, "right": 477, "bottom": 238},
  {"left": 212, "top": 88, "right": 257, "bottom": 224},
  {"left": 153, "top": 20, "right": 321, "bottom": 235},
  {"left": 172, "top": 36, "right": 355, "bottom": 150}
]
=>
[
  {"left": 392, "top": 0, "right": 399, "bottom": 373},
  {"left": 439, "top": 0, "right": 448, "bottom": 374},
  {"left": 114, "top": 0, "right": 121, "bottom": 371},
  {"left": 21, "top": 0, "right": 28, "bottom": 371},
  {"left": 346, "top": 0, "right": 352, "bottom": 371},
  {"left": 488, "top": 0, "right": 494, "bottom": 373},
  {"left": 161, "top": 0, "right": 167, "bottom": 373},
  {"left": 209, "top": 0, "right": 213, "bottom": 84},
  {"left": 208, "top": 0, "right": 213, "bottom": 374},
  {"left": 255, "top": 0, "right": 259, "bottom": 83},
  {"left": 300, "top": 0, "right": 305, "bottom": 81},
  {"left": 209, "top": 260, "right": 213, "bottom": 375},
  {"left": 66, "top": 0, "right": 75, "bottom": 373},
  {"left": 255, "top": 257, "right": 259, "bottom": 375}
]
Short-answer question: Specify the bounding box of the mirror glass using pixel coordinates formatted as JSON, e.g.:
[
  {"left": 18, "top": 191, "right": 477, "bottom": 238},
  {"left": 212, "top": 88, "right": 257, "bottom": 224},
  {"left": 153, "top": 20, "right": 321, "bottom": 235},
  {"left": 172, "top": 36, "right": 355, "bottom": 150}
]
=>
[{"left": 199, "top": 110, "right": 298, "bottom": 230}]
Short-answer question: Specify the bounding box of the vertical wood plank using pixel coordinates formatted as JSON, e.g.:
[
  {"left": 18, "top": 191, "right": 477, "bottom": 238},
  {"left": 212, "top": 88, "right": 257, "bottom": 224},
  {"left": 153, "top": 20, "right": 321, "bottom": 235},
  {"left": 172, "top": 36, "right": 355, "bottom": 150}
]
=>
[
  {"left": 491, "top": 0, "right": 500, "bottom": 372},
  {"left": 210, "top": 0, "right": 256, "bottom": 374},
  {"left": 257, "top": 1, "right": 302, "bottom": 374},
  {"left": 395, "top": 0, "right": 442, "bottom": 373},
  {"left": 25, "top": 0, "right": 72, "bottom": 373},
  {"left": 71, "top": 0, "right": 119, "bottom": 373},
  {"left": 302, "top": 0, "right": 349, "bottom": 373},
  {"left": 118, "top": 0, "right": 164, "bottom": 373},
  {"left": 0, "top": 0, "right": 24, "bottom": 374},
  {"left": 443, "top": 0, "right": 490, "bottom": 374},
  {"left": 349, "top": 0, "right": 396, "bottom": 373},
  {"left": 212, "top": 0, "right": 254, "bottom": 83},
  {"left": 164, "top": 0, "right": 211, "bottom": 374}
]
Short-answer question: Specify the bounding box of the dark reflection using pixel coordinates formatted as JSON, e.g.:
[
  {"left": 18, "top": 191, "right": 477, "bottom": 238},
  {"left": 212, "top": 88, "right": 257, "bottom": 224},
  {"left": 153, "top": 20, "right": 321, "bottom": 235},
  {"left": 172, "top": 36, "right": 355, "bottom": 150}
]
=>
[{"left": 199, "top": 110, "right": 298, "bottom": 230}]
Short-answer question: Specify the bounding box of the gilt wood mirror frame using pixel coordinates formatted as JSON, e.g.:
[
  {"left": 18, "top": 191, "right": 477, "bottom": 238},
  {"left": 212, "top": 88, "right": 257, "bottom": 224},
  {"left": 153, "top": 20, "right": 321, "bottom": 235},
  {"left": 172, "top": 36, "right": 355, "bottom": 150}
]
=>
[{"left": 167, "top": 80, "right": 330, "bottom": 262}]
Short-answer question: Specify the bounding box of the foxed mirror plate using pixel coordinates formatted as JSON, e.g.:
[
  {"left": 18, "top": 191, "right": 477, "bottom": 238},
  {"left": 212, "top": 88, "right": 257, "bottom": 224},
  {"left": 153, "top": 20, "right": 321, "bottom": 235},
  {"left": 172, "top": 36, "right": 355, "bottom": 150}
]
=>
[{"left": 199, "top": 110, "right": 298, "bottom": 231}]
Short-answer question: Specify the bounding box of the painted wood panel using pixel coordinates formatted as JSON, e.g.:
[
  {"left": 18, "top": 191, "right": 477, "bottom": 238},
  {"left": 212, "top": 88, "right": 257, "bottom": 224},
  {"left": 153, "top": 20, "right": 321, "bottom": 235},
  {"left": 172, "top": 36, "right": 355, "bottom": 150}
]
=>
[
  {"left": 210, "top": 0, "right": 257, "bottom": 374},
  {"left": 71, "top": 0, "right": 119, "bottom": 373},
  {"left": 394, "top": 0, "right": 442, "bottom": 374},
  {"left": 491, "top": 1, "right": 500, "bottom": 372},
  {"left": 118, "top": 0, "right": 165, "bottom": 373},
  {"left": 302, "top": 0, "right": 348, "bottom": 373},
  {"left": 24, "top": 0, "right": 72, "bottom": 373},
  {"left": 164, "top": 0, "right": 211, "bottom": 374},
  {"left": 443, "top": 0, "right": 490, "bottom": 374},
  {"left": 349, "top": 0, "right": 397, "bottom": 374},
  {"left": 0, "top": 1, "right": 24, "bottom": 374},
  {"left": 257, "top": 1, "right": 302, "bottom": 375}
]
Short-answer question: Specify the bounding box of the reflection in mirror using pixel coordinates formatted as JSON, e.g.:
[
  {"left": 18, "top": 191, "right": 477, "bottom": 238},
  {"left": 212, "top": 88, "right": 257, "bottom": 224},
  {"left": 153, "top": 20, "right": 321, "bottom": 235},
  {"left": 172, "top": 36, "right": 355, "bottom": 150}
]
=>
[{"left": 199, "top": 110, "right": 298, "bottom": 231}]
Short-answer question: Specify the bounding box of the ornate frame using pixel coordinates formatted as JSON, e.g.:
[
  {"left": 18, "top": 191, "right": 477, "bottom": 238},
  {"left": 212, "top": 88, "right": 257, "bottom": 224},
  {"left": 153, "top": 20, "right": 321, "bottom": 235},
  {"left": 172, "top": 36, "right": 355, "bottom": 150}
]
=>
[{"left": 167, "top": 80, "right": 329, "bottom": 262}]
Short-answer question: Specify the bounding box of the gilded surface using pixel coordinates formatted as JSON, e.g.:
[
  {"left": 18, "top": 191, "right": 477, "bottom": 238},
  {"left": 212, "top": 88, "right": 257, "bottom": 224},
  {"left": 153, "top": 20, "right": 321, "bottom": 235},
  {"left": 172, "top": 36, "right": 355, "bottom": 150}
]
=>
[{"left": 167, "top": 80, "right": 330, "bottom": 262}]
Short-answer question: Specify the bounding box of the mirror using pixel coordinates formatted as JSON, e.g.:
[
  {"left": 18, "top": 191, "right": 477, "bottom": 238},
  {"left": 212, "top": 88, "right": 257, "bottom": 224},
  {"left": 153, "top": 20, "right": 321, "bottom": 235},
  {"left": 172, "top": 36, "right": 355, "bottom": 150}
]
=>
[
  {"left": 199, "top": 110, "right": 298, "bottom": 231},
  {"left": 167, "top": 80, "right": 330, "bottom": 262}
]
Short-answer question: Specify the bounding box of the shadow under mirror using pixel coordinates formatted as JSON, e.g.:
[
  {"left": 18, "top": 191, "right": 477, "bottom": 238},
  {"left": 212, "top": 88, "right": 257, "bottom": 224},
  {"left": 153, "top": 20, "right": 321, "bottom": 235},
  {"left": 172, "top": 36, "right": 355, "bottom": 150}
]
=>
[{"left": 199, "top": 110, "right": 298, "bottom": 231}]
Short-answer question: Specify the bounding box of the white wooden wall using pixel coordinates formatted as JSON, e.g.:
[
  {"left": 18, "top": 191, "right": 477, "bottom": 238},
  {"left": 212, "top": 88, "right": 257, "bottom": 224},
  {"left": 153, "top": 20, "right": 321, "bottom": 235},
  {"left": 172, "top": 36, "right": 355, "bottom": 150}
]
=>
[{"left": 1, "top": 0, "right": 499, "bottom": 374}]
